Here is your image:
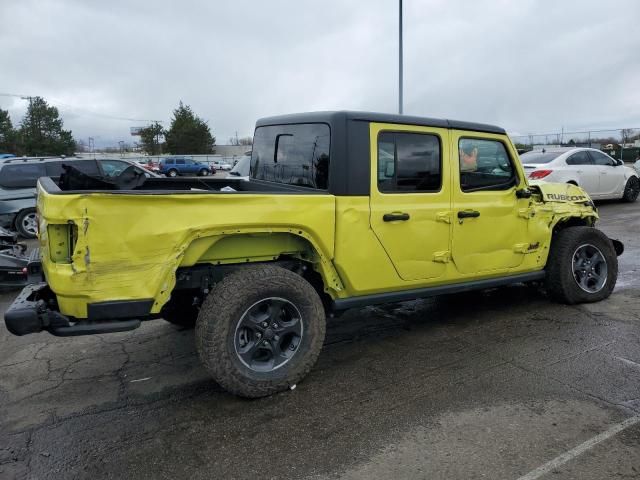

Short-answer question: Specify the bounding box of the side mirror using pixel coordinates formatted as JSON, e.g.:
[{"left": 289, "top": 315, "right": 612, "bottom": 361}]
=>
[
  {"left": 516, "top": 188, "right": 532, "bottom": 199},
  {"left": 615, "top": 159, "right": 623, "bottom": 166}
]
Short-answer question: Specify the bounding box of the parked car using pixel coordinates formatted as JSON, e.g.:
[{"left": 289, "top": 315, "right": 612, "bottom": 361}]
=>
[
  {"left": 159, "top": 157, "right": 213, "bottom": 177},
  {"left": 211, "top": 159, "right": 232, "bottom": 171},
  {"left": 4, "top": 111, "right": 622, "bottom": 399},
  {"left": 520, "top": 147, "right": 640, "bottom": 202},
  {"left": 226, "top": 155, "right": 250, "bottom": 180},
  {"left": 0, "top": 157, "right": 157, "bottom": 238},
  {"left": 135, "top": 159, "right": 160, "bottom": 174}
]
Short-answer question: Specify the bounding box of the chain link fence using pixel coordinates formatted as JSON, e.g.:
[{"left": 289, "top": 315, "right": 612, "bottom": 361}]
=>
[{"left": 510, "top": 128, "right": 640, "bottom": 162}]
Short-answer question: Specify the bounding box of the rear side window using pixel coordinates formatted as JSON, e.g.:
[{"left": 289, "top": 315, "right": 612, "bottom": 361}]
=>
[
  {"left": 251, "top": 123, "right": 330, "bottom": 189},
  {"left": 566, "top": 151, "right": 593, "bottom": 165},
  {"left": 0, "top": 163, "right": 47, "bottom": 188},
  {"left": 459, "top": 138, "right": 516, "bottom": 192},
  {"left": 377, "top": 132, "right": 441, "bottom": 192},
  {"left": 176, "top": 159, "right": 185, "bottom": 165}
]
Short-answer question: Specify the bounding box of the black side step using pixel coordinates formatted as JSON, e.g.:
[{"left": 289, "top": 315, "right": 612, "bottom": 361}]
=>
[{"left": 50, "top": 319, "right": 141, "bottom": 337}]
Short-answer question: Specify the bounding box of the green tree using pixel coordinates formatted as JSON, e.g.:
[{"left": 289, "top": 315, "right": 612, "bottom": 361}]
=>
[
  {"left": 139, "top": 122, "right": 164, "bottom": 155},
  {"left": 164, "top": 102, "right": 215, "bottom": 154},
  {"left": 0, "top": 109, "right": 17, "bottom": 154},
  {"left": 18, "top": 97, "right": 76, "bottom": 156}
]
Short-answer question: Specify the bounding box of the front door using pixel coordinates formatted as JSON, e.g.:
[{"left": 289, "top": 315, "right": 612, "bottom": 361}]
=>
[
  {"left": 369, "top": 123, "right": 452, "bottom": 281},
  {"left": 566, "top": 150, "right": 600, "bottom": 194},
  {"left": 590, "top": 150, "right": 624, "bottom": 197},
  {"left": 451, "top": 132, "right": 531, "bottom": 274}
]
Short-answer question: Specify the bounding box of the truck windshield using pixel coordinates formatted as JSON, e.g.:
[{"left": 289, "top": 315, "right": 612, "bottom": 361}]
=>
[{"left": 251, "top": 123, "right": 330, "bottom": 189}]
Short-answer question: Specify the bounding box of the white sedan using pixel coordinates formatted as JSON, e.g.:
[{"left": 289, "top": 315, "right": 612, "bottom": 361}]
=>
[{"left": 520, "top": 147, "right": 639, "bottom": 202}]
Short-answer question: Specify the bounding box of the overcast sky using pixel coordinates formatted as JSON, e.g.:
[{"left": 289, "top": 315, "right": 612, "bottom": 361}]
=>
[{"left": 1, "top": 0, "right": 639, "bottom": 146}]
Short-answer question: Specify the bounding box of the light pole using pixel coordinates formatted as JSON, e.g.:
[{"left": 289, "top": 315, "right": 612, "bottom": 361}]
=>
[{"left": 399, "top": 0, "right": 403, "bottom": 115}]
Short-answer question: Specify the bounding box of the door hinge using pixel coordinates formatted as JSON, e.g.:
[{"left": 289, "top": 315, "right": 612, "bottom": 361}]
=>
[
  {"left": 436, "top": 211, "right": 452, "bottom": 224},
  {"left": 433, "top": 251, "right": 451, "bottom": 263}
]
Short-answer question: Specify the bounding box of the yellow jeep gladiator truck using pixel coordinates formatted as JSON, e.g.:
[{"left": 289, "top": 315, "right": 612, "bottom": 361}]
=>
[{"left": 4, "top": 111, "right": 623, "bottom": 397}]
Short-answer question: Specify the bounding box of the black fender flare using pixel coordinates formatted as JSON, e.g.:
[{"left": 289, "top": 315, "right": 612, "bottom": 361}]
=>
[{"left": 610, "top": 238, "right": 624, "bottom": 256}]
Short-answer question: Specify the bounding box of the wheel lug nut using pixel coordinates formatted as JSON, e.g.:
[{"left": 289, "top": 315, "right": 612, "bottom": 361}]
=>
[
  {"left": 256, "top": 332, "right": 262, "bottom": 338},
  {"left": 272, "top": 323, "right": 278, "bottom": 329},
  {"left": 262, "top": 322, "right": 268, "bottom": 327},
  {"left": 263, "top": 341, "right": 269, "bottom": 346},
  {"left": 274, "top": 335, "right": 279, "bottom": 341}
]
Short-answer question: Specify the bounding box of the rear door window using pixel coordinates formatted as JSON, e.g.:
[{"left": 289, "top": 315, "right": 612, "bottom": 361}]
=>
[
  {"left": 251, "top": 123, "right": 330, "bottom": 189},
  {"left": 566, "top": 151, "right": 593, "bottom": 165},
  {"left": 377, "top": 132, "right": 441, "bottom": 192},
  {"left": 0, "top": 163, "right": 47, "bottom": 188}
]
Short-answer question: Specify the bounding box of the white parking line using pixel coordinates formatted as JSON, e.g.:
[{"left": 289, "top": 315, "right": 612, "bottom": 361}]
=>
[{"left": 516, "top": 414, "right": 640, "bottom": 480}]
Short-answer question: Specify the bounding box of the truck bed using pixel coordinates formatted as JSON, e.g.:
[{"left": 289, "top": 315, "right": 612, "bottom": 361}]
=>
[{"left": 46, "top": 168, "right": 323, "bottom": 195}]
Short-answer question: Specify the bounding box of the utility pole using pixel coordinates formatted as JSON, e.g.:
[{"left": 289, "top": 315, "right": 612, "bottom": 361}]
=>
[{"left": 398, "top": 0, "right": 403, "bottom": 115}]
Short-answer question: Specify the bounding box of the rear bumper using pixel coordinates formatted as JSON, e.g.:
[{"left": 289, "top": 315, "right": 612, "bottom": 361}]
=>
[{"left": 5, "top": 283, "right": 143, "bottom": 337}]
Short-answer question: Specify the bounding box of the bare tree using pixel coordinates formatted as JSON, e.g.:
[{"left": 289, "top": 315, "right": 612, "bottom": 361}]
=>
[{"left": 621, "top": 128, "right": 634, "bottom": 145}]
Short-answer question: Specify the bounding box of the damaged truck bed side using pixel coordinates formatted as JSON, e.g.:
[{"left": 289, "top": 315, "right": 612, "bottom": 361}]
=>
[{"left": 4, "top": 111, "right": 622, "bottom": 398}]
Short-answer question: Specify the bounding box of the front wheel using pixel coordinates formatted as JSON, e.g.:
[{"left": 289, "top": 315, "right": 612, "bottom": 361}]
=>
[
  {"left": 545, "top": 226, "right": 618, "bottom": 304},
  {"left": 622, "top": 177, "right": 639, "bottom": 202},
  {"left": 195, "top": 265, "right": 326, "bottom": 398},
  {"left": 15, "top": 208, "right": 37, "bottom": 238},
  {"left": 198, "top": 168, "right": 209, "bottom": 176}
]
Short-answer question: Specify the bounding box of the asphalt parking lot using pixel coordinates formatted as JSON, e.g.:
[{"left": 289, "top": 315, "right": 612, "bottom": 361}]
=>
[{"left": 1, "top": 201, "right": 639, "bottom": 479}]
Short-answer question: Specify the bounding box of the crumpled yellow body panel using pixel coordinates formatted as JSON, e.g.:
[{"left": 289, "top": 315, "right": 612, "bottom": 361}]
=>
[
  {"left": 37, "top": 177, "right": 598, "bottom": 319},
  {"left": 37, "top": 187, "right": 337, "bottom": 318}
]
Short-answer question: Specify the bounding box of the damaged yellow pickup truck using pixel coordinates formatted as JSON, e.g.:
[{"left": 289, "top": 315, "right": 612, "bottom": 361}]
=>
[{"left": 4, "top": 111, "right": 623, "bottom": 397}]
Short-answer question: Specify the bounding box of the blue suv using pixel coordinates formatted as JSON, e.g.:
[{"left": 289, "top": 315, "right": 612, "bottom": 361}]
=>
[{"left": 159, "top": 157, "right": 213, "bottom": 177}]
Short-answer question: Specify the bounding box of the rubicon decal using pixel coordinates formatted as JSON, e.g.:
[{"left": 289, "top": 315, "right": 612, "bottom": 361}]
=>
[{"left": 545, "top": 193, "right": 587, "bottom": 202}]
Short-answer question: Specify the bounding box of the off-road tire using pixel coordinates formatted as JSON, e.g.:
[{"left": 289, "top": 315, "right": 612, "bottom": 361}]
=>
[
  {"left": 15, "top": 208, "right": 37, "bottom": 238},
  {"left": 195, "top": 264, "right": 326, "bottom": 398},
  {"left": 545, "top": 226, "right": 617, "bottom": 304},
  {"left": 622, "top": 177, "right": 639, "bottom": 202}
]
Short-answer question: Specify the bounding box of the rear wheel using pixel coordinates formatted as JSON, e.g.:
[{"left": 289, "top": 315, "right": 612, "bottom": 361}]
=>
[
  {"left": 545, "top": 226, "right": 617, "bottom": 304},
  {"left": 15, "top": 208, "right": 37, "bottom": 238},
  {"left": 167, "top": 169, "right": 178, "bottom": 177},
  {"left": 195, "top": 265, "right": 326, "bottom": 398},
  {"left": 622, "top": 177, "right": 639, "bottom": 202}
]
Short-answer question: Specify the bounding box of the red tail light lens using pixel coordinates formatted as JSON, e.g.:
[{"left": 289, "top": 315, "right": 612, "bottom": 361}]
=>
[{"left": 529, "top": 169, "right": 553, "bottom": 179}]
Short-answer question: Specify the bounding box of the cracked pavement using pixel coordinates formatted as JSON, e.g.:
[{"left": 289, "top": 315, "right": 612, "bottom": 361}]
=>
[{"left": 1, "top": 201, "right": 640, "bottom": 479}]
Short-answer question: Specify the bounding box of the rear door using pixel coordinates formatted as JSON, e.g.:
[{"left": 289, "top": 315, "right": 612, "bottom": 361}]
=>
[
  {"left": 369, "top": 123, "right": 452, "bottom": 281},
  {"left": 451, "top": 132, "right": 530, "bottom": 274}
]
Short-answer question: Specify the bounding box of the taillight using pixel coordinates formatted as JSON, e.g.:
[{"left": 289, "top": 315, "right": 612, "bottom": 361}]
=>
[{"left": 529, "top": 169, "right": 553, "bottom": 179}]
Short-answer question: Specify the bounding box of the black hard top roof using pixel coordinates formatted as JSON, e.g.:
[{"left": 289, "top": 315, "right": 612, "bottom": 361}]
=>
[{"left": 255, "top": 111, "right": 505, "bottom": 135}]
